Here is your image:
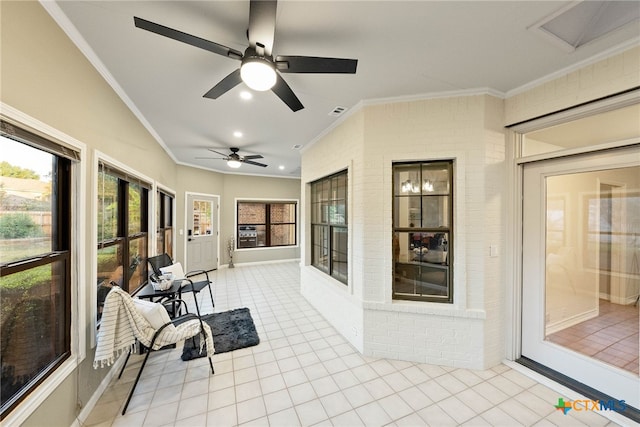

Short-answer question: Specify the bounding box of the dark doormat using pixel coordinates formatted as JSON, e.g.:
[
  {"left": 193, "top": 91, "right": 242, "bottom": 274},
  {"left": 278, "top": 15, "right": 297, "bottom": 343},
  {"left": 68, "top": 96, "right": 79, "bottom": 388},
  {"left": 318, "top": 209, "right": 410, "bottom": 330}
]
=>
[{"left": 182, "top": 307, "right": 260, "bottom": 360}]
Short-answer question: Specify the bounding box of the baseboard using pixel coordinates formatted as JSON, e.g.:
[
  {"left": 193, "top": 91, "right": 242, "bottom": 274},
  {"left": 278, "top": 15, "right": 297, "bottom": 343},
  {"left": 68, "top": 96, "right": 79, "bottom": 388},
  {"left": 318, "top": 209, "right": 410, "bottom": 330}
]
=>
[
  {"left": 545, "top": 307, "right": 598, "bottom": 335},
  {"left": 223, "top": 258, "right": 300, "bottom": 268},
  {"left": 72, "top": 353, "right": 127, "bottom": 427}
]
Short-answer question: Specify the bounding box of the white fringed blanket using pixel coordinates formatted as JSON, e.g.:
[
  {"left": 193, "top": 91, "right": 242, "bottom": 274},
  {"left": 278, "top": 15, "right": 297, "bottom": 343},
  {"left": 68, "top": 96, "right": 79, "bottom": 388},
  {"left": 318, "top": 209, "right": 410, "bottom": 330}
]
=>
[{"left": 94, "top": 286, "right": 214, "bottom": 368}]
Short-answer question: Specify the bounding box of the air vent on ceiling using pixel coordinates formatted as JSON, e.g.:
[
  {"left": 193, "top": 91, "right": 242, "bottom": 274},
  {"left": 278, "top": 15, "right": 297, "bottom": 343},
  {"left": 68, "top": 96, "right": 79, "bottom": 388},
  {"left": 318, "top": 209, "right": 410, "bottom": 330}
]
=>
[
  {"left": 329, "top": 106, "right": 347, "bottom": 117},
  {"left": 529, "top": 1, "right": 640, "bottom": 52}
]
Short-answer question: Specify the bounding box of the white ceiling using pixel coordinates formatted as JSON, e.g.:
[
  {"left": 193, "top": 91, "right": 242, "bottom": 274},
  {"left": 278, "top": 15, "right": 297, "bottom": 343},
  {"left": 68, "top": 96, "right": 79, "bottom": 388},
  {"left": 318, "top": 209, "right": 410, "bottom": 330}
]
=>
[{"left": 45, "top": 1, "right": 640, "bottom": 178}]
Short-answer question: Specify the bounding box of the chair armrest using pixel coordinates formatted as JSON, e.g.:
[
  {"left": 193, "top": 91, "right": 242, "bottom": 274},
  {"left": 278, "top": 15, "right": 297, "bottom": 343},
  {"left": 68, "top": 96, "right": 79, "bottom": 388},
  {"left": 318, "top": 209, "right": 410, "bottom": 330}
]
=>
[
  {"left": 160, "top": 298, "right": 189, "bottom": 315},
  {"left": 185, "top": 269, "right": 210, "bottom": 282}
]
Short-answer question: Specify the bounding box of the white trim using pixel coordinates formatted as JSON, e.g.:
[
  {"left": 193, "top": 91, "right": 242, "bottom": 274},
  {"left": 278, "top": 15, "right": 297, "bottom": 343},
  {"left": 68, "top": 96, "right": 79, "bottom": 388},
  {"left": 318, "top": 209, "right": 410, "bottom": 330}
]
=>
[
  {"left": 506, "top": 40, "right": 640, "bottom": 98},
  {"left": 363, "top": 87, "right": 505, "bottom": 106},
  {"left": 154, "top": 183, "right": 177, "bottom": 258},
  {"left": 73, "top": 353, "right": 127, "bottom": 427},
  {"left": 234, "top": 197, "right": 300, "bottom": 252},
  {"left": 302, "top": 88, "right": 505, "bottom": 156},
  {"left": 184, "top": 192, "right": 220, "bottom": 270},
  {"left": 516, "top": 138, "right": 640, "bottom": 165},
  {"left": 1, "top": 103, "right": 87, "bottom": 425},
  {"left": 39, "top": 1, "right": 177, "bottom": 165},
  {"left": 222, "top": 258, "right": 300, "bottom": 268},
  {"left": 2, "top": 358, "right": 78, "bottom": 427},
  {"left": 93, "top": 151, "right": 155, "bottom": 341},
  {"left": 510, "top": 89, "right": 640, "bottom": 132}
]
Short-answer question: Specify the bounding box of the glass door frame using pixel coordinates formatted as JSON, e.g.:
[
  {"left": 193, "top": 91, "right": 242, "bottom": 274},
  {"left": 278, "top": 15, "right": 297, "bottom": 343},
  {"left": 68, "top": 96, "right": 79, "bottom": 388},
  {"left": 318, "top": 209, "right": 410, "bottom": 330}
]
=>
[{"left": 520, "top": 148, "right": 639, "bottom": 408}]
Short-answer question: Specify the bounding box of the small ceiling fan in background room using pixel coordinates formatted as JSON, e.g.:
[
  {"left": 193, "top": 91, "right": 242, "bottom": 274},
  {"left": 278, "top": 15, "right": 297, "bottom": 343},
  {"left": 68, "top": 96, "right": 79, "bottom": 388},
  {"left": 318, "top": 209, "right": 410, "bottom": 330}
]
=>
[
  {"left": 197, "top": 147, "right": 268, "bottom": 169},
  {"left": 134, "top": 0, "right": 358, "bottom": 111}
]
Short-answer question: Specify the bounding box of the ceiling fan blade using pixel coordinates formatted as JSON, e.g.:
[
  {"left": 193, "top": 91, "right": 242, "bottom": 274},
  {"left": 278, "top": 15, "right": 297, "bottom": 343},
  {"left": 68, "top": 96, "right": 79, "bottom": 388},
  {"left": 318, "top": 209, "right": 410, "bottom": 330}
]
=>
[
  {"left": 271, "top": 74, "right": 304, "bottom": 112},
  {"left": 207, "top": 149, "right": 231, "bottom": 157},
  {"left": 276, "top": 56, "right": 358, "bottom": 74},
  {"left": 134, "top": 17, "right": 243, "bottom": 60},
  {"left": 243, "top": 159, "right": 268, "bottom": 167},
  {"left": 243, "top": 154, "right": 264, "bottom": 160},
  {"left": 195, "top": 157, "right": 225, "bottom": 160},
  {"left": 203, "top": 69, "right": 243, "bottom": 99},
  {"left": 248, "top": 0, "right": 277, "bottom": 55}
]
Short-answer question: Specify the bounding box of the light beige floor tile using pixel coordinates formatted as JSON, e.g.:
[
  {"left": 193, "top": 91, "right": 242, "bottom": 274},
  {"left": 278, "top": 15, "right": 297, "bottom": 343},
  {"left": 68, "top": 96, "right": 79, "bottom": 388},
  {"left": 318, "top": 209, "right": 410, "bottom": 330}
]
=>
[
  {"left": 263, "top": 388, "right": 294, "bottom": 414},
  {"left": 295, "top": 399, "right": 329, "bottom": 426},
  {"left": 268, "top": 407, "right": 301, "bottom": 426},
  {"left": 355, "top": 401, "right": 393, "bottom": 427},
  {"left": 378, "top": 393, "right": 414, "bottom": 421},
  {"left": 319, "top": 391, "right": 353, "bottom": 418},
  {"left": 330, "top": 409, "right": 365, "bottom": 427}
]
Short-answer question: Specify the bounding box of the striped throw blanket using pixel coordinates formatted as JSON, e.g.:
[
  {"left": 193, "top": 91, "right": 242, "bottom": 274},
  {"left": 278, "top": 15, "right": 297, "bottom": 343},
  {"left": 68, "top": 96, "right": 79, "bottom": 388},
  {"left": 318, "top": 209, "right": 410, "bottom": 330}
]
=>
[{"left": 94, "top": 286, "right": 214, "bottom": 368}]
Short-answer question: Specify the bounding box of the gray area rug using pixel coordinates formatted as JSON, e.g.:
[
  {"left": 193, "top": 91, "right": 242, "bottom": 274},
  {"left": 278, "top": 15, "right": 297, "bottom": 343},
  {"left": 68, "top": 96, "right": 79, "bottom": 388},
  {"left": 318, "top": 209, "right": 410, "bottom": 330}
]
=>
[{"left": 181, "top": 307, "right": 259, "bottom": 360}]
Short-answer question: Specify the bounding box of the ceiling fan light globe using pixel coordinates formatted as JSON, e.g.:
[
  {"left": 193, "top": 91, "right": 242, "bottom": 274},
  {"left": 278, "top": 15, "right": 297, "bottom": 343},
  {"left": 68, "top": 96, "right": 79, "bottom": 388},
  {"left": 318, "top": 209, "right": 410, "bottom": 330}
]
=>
[
  {"left": 227, "top": 159, "right": 242, "bottom": 168},
  {"left": 241, "top": 59, "right": 276, "bottom": 91}
]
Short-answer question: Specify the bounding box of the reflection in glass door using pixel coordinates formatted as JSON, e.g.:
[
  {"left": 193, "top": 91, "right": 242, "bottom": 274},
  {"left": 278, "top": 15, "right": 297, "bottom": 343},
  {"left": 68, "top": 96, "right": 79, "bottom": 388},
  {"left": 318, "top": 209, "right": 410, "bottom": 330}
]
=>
[
  {"left": 544, "top": 168, "right": 639, "bottom": 375},
  {"left": 522, "top": 149, "right": 639, "bottom": 410}
]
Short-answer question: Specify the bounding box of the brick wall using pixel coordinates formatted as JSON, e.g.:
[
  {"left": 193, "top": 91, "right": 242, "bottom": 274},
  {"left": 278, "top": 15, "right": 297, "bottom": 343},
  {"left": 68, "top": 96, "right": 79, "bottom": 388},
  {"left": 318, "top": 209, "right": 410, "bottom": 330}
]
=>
[{"left": 301, "top": 95, "right": 506, "bottom": 369}]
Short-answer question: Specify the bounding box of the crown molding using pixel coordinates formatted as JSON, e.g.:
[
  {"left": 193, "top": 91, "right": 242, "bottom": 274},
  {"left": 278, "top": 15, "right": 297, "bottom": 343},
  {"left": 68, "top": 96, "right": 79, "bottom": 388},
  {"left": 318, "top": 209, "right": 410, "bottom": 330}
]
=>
[{"left": 39, "top": 0, "right": 177, "bottom": 164}]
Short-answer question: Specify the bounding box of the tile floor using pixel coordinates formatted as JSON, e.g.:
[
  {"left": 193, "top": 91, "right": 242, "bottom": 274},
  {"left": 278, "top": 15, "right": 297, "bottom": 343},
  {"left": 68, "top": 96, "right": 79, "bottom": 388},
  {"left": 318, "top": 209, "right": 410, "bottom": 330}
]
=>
[
  {"left": 84, "top": 262, "right": 626, "bottom": 426},
  {"left": 548, "top": 299, "right": 639, "bottom": 375}
]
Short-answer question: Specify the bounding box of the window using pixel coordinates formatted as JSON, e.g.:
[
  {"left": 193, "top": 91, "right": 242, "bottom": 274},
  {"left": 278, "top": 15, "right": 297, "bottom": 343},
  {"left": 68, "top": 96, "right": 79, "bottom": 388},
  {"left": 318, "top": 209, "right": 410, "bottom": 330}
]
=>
[
  {"left": 156, "top": 190, "right": 173, "bottom": 258},
  {"left": 0, "top": 124, "right": 76, "bottom": 418},
  {"left": 236, "top": 201, "right": 297, "bottom": 248},
  {"left": 97, "top": 162, "right": 149, "bottom": 321},
  {"left": 311, "top": 171, "right": 348, "bottom": 284},
  {"left": 393, "top": 161, "right": 453, "bottom": 302}
]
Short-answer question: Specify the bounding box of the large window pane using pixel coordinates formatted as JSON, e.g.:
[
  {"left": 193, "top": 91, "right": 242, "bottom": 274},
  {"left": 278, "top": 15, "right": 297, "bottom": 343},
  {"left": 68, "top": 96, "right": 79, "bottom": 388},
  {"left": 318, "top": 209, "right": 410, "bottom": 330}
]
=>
[
  {"left": 0, "top": 260, "right": 68, "bottom": 409},
  {"left": 310, "top": 170, "right": 348, "bottom": 284},
  {"left": 237, "top": 201, "right": 297, "bottom": 249},
  {"left": 0, "top": 130, "right": 72, "bottom": 417},
  {"left": 97, "top": 170, "right": 118, "bottom": 241},
  {"left": 192, "top": 200, "right": 213, "bottom": 236},
  {"left": 238, "top": 202, "right": 265, "bottom": 224},
  {"left": 271, "top": 224, "right": 295, "bottom": 246},
  {"left": 393, "top": 161, "right": 453, "bottom": 302},
  {"left": 128, "top": 236, "right": 146, "bottom": 290},
  {"left": 0, "top": 138, "right": 54, "bottom": 263},
  {"left": 128, "top": 183, "right": 142, "bottom": 234},
  {"left": 331, "top": 227, "right": 348, "bottom": 282},
  {"left": 97, "top": 163, "right": 148, "bottom": 309},
  {"left": 97, "top": 244, "right": 123, "bottom": 321}
]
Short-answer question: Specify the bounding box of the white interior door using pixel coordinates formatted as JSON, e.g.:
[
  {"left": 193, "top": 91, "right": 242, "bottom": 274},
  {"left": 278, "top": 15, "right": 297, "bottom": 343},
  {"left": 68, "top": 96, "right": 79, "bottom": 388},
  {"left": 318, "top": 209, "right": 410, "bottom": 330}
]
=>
[
  {"left": 522, "top": 147, "right": 639, "bottom": 409},
  {"left": 186, "top": 193, "right": 218, "bottom": 272}
]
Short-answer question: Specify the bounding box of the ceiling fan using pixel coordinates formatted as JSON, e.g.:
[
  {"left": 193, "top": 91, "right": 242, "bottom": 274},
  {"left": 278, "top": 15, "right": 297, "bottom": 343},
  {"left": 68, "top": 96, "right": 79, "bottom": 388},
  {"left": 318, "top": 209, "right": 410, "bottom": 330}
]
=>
[
  {"left": 134, "top": 0, "right": 358, "bottom": 112},
  {"left": 197, "top": 147, "right": 267, "bottom": 168}
]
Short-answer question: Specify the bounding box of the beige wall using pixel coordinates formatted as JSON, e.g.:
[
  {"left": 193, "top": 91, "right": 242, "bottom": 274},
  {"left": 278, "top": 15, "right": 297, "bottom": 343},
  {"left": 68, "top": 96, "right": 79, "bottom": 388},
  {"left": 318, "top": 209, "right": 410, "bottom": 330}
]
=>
[{"left": 0, "top": 2, "right": 298, "bottom": 425}]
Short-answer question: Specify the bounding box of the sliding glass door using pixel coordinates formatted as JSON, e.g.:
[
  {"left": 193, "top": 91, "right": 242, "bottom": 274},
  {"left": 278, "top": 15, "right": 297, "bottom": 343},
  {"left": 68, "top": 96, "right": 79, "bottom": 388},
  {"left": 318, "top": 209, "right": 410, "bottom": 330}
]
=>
[{"left": 521, "top": 146, "right": 639, "bottom": 409}]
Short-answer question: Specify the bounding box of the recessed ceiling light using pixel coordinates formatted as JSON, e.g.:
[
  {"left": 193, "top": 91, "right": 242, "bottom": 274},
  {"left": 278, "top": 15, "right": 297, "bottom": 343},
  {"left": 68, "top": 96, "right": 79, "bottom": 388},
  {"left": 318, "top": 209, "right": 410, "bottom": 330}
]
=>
[
  {"left": 239, "top": 91, "right": 253, "bottom": 100},
  {"left": 279, "top": 165, "right": 285, "bottom": 170},
  {"left": 233, "top": 131, "right": 243, "bottom": 138}
]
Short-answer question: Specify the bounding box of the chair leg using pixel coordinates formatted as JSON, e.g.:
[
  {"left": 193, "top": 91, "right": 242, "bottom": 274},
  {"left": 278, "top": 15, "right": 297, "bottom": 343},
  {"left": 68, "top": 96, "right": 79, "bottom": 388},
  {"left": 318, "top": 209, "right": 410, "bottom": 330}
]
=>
[
  {"left": 192, "top": 292, "right": 202, "bottom": 317},
  {"left": 122, "top": 346, "right": 154, "bottom": 415},
  {"left": 207, "top": 283, "right": 215, "bottom": 308},
  {"left": 208, "top": 356, "right": 215, "bottom": 375},
  {"left": 117, "top": 350, "right": 132, "bottom": 379}
]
